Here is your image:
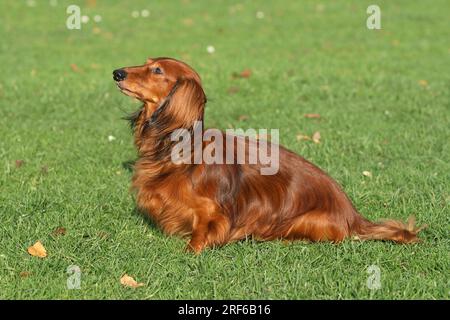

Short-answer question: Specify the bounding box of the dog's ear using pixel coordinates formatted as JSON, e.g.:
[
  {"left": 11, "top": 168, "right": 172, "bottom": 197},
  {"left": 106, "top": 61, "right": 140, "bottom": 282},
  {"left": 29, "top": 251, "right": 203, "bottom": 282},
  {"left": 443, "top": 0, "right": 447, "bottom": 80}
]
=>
[
  {"left": 151, "top": 78, "right": 206, "bottom": 130},
  {"left": 146, "top": 57, "right": 154, "bottom": 64}
]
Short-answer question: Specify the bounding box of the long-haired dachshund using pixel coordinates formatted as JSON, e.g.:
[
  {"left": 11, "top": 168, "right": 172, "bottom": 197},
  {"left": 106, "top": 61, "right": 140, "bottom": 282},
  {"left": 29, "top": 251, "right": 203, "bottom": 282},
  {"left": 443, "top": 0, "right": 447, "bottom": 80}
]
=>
[{"left": 113, "top": 57, "right": 424, "bottom": 253}]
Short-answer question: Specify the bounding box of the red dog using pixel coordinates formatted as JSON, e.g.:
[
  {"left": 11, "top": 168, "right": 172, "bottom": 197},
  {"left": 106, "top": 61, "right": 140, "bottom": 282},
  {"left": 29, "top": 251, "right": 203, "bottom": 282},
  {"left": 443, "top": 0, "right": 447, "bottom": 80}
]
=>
[{"left": 113, "top": 57, "right": 424, "bottom": 253}]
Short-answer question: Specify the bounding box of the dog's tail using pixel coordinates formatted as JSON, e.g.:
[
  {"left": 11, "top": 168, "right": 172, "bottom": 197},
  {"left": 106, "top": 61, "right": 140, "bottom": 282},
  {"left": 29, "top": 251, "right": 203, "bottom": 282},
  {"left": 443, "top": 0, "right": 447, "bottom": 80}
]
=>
[{"left": 352, "top": 215, "right": 426, "bottom": 243}]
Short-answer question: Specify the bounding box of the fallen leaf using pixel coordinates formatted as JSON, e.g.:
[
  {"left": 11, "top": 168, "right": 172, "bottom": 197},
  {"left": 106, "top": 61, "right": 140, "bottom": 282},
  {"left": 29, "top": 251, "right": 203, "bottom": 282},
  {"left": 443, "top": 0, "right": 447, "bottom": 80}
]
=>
[
  {"left": 52, "top": 226, "right": 66, "bottom": 236},
  {"left": 227, "top": 86, "right": 240, "bottom": 94},
  {"left": 362, "top": 171, "right": 372, "bottom": 178},
  {"left": 15, "top": 160, "right": 24, "bottom": 168},
  {"left": 238, "top": 115, "right": 249, "bottom": 122},
  {"left": 240, "top": 69, "right": 252, "bottom": 78},
  {"left": 27, "top": 241, "right": 47, "bottom": 258},
  {"left": 296, "top": 134, "right": 311, "bottom": 141},
  {"left": 70, "top": 64, "right": 81, "bottom": 73},
  {"left": 120, "top": 274, "right": 144, "bottom": 288},
  {"left": 304, "top": 113, "right": 321, "bottom": 119},
  {"left": 232, "top": 69, "right": 252, "bottom": 79},
  {"left": 312, "top": 131, "right": 321, "bottom": 144},
  {"left": 19, "top": 271, "right": 31, "bottom": 278},
  {"left": 418, "top": 80, "right": 428, "bottom": 87}
]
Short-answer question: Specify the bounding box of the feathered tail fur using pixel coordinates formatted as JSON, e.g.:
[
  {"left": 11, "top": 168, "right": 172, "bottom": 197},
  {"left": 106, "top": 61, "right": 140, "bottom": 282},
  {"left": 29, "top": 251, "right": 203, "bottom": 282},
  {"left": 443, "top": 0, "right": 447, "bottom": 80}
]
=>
[{"left": 353, "top": 216, "right": 426, "bottom": 243}]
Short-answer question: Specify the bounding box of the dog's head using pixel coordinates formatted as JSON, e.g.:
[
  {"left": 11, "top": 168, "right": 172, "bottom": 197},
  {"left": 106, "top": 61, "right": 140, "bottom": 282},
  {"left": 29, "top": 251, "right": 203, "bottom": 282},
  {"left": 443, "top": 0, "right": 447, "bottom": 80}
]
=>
[
  {"left": 113, "top": 57, "right": 206, "bottom": 151},
  {"left": 113, "top": 57, "right": 202, "bottom": 105}
]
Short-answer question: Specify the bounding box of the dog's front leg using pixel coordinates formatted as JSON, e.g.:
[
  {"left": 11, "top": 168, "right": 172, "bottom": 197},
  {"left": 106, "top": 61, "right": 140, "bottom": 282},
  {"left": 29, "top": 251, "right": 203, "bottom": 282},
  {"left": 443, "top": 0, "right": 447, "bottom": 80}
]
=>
[{"left": 186, "top": 211, "right": 230, "bottom": 254}]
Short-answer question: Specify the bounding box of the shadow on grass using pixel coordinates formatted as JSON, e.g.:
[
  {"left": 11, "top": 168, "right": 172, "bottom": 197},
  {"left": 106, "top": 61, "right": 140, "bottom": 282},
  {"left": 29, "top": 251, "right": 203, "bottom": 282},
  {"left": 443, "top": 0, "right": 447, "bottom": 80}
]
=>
[{"left": 131, "top": 206, "right": 162, "bottom": 233}]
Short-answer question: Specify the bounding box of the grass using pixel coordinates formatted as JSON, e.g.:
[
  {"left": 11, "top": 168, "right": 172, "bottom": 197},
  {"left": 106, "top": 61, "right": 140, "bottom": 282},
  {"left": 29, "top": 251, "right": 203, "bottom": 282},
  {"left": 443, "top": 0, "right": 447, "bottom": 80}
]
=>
[{"left": 0, "top": 0, "right": 449, "bottom": 299}]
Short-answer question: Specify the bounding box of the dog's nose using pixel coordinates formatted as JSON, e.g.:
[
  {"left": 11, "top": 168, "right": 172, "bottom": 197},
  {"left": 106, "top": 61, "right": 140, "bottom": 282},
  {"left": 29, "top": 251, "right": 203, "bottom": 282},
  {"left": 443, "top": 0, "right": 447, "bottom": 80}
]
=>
[{"left": 113, "top": 69, "right": 127, "bottom": 81}]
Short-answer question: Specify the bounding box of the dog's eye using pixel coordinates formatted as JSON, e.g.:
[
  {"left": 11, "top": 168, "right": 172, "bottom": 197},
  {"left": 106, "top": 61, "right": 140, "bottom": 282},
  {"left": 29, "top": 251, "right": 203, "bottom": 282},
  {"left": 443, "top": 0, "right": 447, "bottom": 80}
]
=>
[{"left": 152, "top": 67, "right": 163, "bottom": 75}]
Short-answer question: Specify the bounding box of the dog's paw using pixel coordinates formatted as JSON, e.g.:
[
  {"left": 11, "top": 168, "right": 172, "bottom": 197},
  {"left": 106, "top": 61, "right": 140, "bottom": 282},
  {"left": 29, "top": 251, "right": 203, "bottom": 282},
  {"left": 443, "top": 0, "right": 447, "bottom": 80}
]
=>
[{"left": 185, "top": 240, "right": 205, "bottom": 255}]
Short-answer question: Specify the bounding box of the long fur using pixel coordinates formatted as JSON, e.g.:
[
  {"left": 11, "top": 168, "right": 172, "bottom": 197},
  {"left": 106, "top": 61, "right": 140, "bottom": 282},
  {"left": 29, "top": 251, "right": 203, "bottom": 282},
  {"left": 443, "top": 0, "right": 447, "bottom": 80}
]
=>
[{"left": 119, "top": 58, "right": 425, "bottom": 253}]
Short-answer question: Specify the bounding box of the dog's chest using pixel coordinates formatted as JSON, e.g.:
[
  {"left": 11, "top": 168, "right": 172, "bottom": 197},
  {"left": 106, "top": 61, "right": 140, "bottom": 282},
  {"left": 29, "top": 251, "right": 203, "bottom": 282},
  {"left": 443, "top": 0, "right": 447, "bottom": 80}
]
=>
[{"left": 133, "top": 172, "right": 195, "bottom": 237}]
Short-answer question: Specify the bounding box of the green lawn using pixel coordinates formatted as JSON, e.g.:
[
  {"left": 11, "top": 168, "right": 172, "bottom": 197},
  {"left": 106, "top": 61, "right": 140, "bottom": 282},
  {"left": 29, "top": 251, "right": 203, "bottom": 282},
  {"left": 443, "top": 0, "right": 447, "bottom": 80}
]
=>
[{"left": 0, "top": 0, "right": 449, "bottom": 299}]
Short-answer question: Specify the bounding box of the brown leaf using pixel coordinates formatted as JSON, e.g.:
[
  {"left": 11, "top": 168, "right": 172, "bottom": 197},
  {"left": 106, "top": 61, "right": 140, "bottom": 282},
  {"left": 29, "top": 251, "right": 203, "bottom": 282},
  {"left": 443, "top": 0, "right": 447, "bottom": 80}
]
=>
[
  {"left": 227, "top": 86, "right": 240, "bottom": 94},
  {"left": 120, "top": 274, "right": 144, "bottom": 288},
  {"left": 52, "top": 226, "right": 66, "bottom": 236},
  {"left": 238, "top": 114, "right": 249, "bottom": 122},
  {"left": 240, "top": 69, "right": 252, "bottom": 78},
  {"left": 70, "top": 64, "right": 81, "bottom": 73},
  {"left": 312, "top": 131, "right": 321, "bottom": 144},
  {"left": 27, "top": 241, "right": 47, "bottom": 258},
  {"left": 304, "top": 113, "right": 321, "bottom": 119},
  {"left": 296, "top": 134, "right": 311, "bottom": 141},
  {"left": 19, "top": 271, "right": 31, "bottom": 278},
  {"left": 232, "top": 68, "right": 252, "bottom": 79},
  {"left": 15, "top": 160, "right": 24, "bottom": 168}
]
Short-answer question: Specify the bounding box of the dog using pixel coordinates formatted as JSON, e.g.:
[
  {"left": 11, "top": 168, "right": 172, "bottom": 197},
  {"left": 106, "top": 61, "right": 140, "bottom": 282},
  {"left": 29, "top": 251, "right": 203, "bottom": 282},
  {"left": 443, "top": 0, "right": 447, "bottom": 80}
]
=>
[{"left": 113, "top": 57, "right": 424, "bottom": 253}]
